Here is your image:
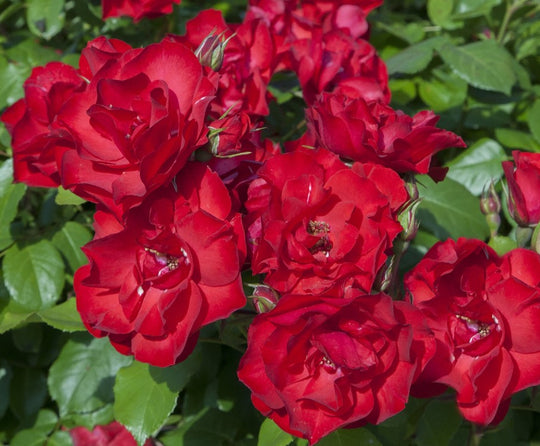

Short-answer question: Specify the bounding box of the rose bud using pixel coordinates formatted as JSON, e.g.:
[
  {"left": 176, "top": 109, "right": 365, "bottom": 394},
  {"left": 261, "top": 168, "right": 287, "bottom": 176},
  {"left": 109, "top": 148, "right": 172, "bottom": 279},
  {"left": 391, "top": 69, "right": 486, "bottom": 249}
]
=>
[
  {"left": 250, "top": 284, "right": 280, "bottom": 314},
  {"left": 502, "top": 151, "right": 540, "bottom": 227}
]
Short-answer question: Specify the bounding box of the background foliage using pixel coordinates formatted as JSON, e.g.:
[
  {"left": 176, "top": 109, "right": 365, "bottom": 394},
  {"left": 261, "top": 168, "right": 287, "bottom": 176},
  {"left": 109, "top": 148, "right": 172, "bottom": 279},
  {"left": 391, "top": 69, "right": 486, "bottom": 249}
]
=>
[{"left": 0, "top": 0, "right": 538, "bottom": 444}]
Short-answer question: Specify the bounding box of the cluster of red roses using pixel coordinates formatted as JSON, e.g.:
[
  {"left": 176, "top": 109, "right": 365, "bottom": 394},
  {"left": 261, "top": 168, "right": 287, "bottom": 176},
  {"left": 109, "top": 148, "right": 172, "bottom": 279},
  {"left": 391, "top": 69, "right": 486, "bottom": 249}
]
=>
[{"left": 3, "top": 0, "right": 540, "bottom": 444}]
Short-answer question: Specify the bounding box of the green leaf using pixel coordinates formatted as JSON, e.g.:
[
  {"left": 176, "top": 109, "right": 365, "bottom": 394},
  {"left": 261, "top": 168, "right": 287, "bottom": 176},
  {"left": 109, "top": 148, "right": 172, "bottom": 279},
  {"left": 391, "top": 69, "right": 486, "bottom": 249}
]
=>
[
  {"left": 376, "top": 21, "right": 426, "bottom": 44},
  {"left": 47, "top": 430, "right": 74, "bottom": 446},
  {"left": 452, "top": 0, "right": 502, "bottom": 19},
  {"left": 464, "top": 106, "right": 511, "bottom": 130},
  {"left": 528, "top": 100, "right": 540, "bottom": 143},
  {"left": 428, "top": 0, "right": 462, "bottom": 29},
  {"left": 36, "top": 298, "right": 86, "bottom": 332},
  {"left": 317, "top": 428, "right": 383, "bottom": 446},
  {"left": 258, "top": 418, "right": 293, "bottom": 446},
  {"left": 488, "top": 235, "right": 517, "bottom": 256},
  {"left": 445, "top": 138, "right": 506, "bottom": 195},
  {"left": 9, "top": 409, "right": 58, "bottom": 446},
  {"left": 0, "top": 159, "right": 26, "bottom": 250},
  {"left": 114, "top": 350, "right": 201, "bottom": 444},
  {"left": 386, "top": 37, "right": 445, "bottom": 75},
  {"left": 48, "top": 333, "right": 132, "bottom": 417},
  {"left": 416, "top": 400, "right": 462, "bottom": 446},
  {"left": 439, "top": 40, "right": 516, "bottom": 95},
  {"left": 0, "top": 56, "right": 29, "bottom": 108},
  {"left": 495, "top": 128, "right": 540, "bottom": 152},
  {"left": 26, "top": 0, "right": 66, "bottom": 40},
  {"left": 0, "top": 158, "right": 16, "bottom": 194},
  {"left": 0, "top": 308, "right": 30, "bottom": 334},
  {"left": 62, "top": 403, "right": 114, "bottom": 431},
  {"left": 3, "top": 240, "right": 65, "bottom": 312},
  {"left": 159, "top": 407, "right": 238, "bottom": 446},
  {"left": 417, "top": 176, "right": 490, "bottom": 240},
  {"left": 9, "top": 367, "right": 48, "bottom": 422},
  {"left": 515, "top": 19, "right": 540, "bottom": 61},
  {"left": 5, "top": 38, "right": 60, "bottom": 67},
  {"left": 388, "top": 79, "right": 416, "bottom": 105},
  {"left": 55, "top": 186, "right": 87, "bottom": 206},
  {"left": 51, "top": 221, "right": 92, "bottom": 272},
  {"left": 418, "top": 68, "right": 468, "bottom": 112}
]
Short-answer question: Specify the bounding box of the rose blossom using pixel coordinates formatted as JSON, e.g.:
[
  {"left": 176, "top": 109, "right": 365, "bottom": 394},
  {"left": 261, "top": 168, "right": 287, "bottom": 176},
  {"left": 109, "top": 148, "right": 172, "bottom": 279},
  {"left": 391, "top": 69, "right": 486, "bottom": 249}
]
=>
[
  {"left": 246, "top": 147, "right": 408, "bottom": 295},
  {"left": 1, "top": 62, "right": 86, "bottom": 188},
  {"left": 101, "top": 0, "right": 181, "bottom": 22},
  {"left": 74, "top": 163, "right": 246, "bottom": 366},
  {"left": 405, "top": 238, "right": 540, "bottom": 424},
  {"left": 246, "top": 0, "right": 382, "bottom": 43},
  {"left": 168, "top": 9, "right": 278, "bottom": 118},
  {"left": 70, "top": 421, "right": 154, "bottom": 446},
  {"left": 57, "top": 38, "right": 216, "bottom": 215},
  {"left": 306, "top": 92, "right": 466, "bottom": 181},
  {"left": 502, "top": 151, "right": 540, "bottom": 226},
  {"left": 288, "top": 29, "right": 390, "bottom": 105},
  {"left": 237, "top": 291, "right": 434, "bottom": 445}
]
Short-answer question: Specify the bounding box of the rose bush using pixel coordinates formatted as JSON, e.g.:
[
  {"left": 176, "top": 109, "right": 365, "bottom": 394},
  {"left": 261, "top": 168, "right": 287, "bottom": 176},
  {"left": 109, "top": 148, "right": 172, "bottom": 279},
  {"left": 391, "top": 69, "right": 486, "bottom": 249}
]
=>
[{"left": 0, "top": 0, "right": 538, "bottom": 445}]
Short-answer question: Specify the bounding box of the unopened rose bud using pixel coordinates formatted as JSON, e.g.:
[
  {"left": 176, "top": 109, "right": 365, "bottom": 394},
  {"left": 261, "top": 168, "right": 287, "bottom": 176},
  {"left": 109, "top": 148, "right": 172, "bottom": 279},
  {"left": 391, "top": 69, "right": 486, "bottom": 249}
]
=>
[
  {"left": 480, "top": 182, "right": 501, "bottom": 238},
  {"left": 250, "top": 285, "right": 279, "bottom": 314},
  {"left": 398, "top": 199, "right": 421, "bottom": 242},
  {"left": 532, "top": 223, "right": 540, "bottom": 254},
  {"left": 404, "top": 176, "right": 419, "bottom": 201},
  {"left": 194, "top": 31, "right": 230, "bottom": 71},
  {"left": 480, "top": 182, "right": 501, "bottom": 215}
]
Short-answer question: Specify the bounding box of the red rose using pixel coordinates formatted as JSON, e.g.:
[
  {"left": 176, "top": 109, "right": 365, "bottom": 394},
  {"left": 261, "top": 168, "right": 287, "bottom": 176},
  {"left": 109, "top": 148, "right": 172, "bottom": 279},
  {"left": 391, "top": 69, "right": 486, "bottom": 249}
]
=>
[
  {"left": 306, "top": 92, "right": 466, "bottom": 180},
  {"left": 206, "top": 137, "right": 281, "bottom": 213},
  {"left": 246, "top": 0, "right": 382, "bottom": 40},
  {"left": 289, "top": 29, "right": 389, "bottom": 105},
  {"left": 70, "top": 421, "right": 154, "bottom": 446},
  {"left": 74, "top": 163, "right": 246, "bottom": 366},
  {"left": 102, "top": 0, "right": 181, "bottom": 22},
  {"left": 502, "top": 151, "right": 540, "bottom": 226},
  {"left": 246, "top": 147, "right": 407, "bottom": 295},
  {"left": 58, "top": 38, "right": 216, "bottom": 214},
  {"left": 79, "top": 36, "right": 133, "bottom": 80},
  {"left": 405, "top": 238, "right": 540, "bottom": 424},
  {"left": 1, "top": 62, "right": 85, "bottom": 188},
  {"left": 169, "top": 9, "right": 278, "bottom": 118},
  {"left": 237, "top": 291, "right": 433, "bottom": 445}
]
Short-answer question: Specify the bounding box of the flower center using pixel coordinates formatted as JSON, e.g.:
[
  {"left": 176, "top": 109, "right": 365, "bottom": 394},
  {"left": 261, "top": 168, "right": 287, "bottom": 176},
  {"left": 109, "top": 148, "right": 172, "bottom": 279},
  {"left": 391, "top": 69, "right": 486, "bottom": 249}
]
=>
[
  {"left": 307, "top": 220, "right": 333, "bottom": 257},
  {"left": 318, "top": 355, "right": 337, "bottom": 372},
  {"left": 145, "top": 247, "right": 189, "bottom": 276},
  {"left": 450, "top": 309, "right": 501, "bottom": 356}
]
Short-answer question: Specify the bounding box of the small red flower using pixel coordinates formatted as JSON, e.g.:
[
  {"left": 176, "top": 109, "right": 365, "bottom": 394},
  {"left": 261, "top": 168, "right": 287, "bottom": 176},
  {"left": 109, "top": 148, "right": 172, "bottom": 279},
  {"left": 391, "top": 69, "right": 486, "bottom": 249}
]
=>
[
  {"left": 102, "top": 0, "right": 181, "bottom": 22},
  {"left": 502, "top": 151, "right": 540, "bottom": 226},
  {"left": 246, "top": 147, "right": 407, "bottom": 295},
  {"left": 58, "top": 38, "right": 217, "bottom": 215},
  {"left": 306, "top": 92, "right": 466, "bottom": 180},
  {"left": 405, "top": 238, "right": 540, "bottom": 424},
  {"left": 70, "top": 421, "right": 154, "bottom": 446},
  {"left": 238, "top": 291, "right": 433, "bottom": 445},
  {"left": 0, "top": 62, "right": 86, "bottom": 188},
  {"left": 74, "top": 163, "right": 246, "bottom": 366}
]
